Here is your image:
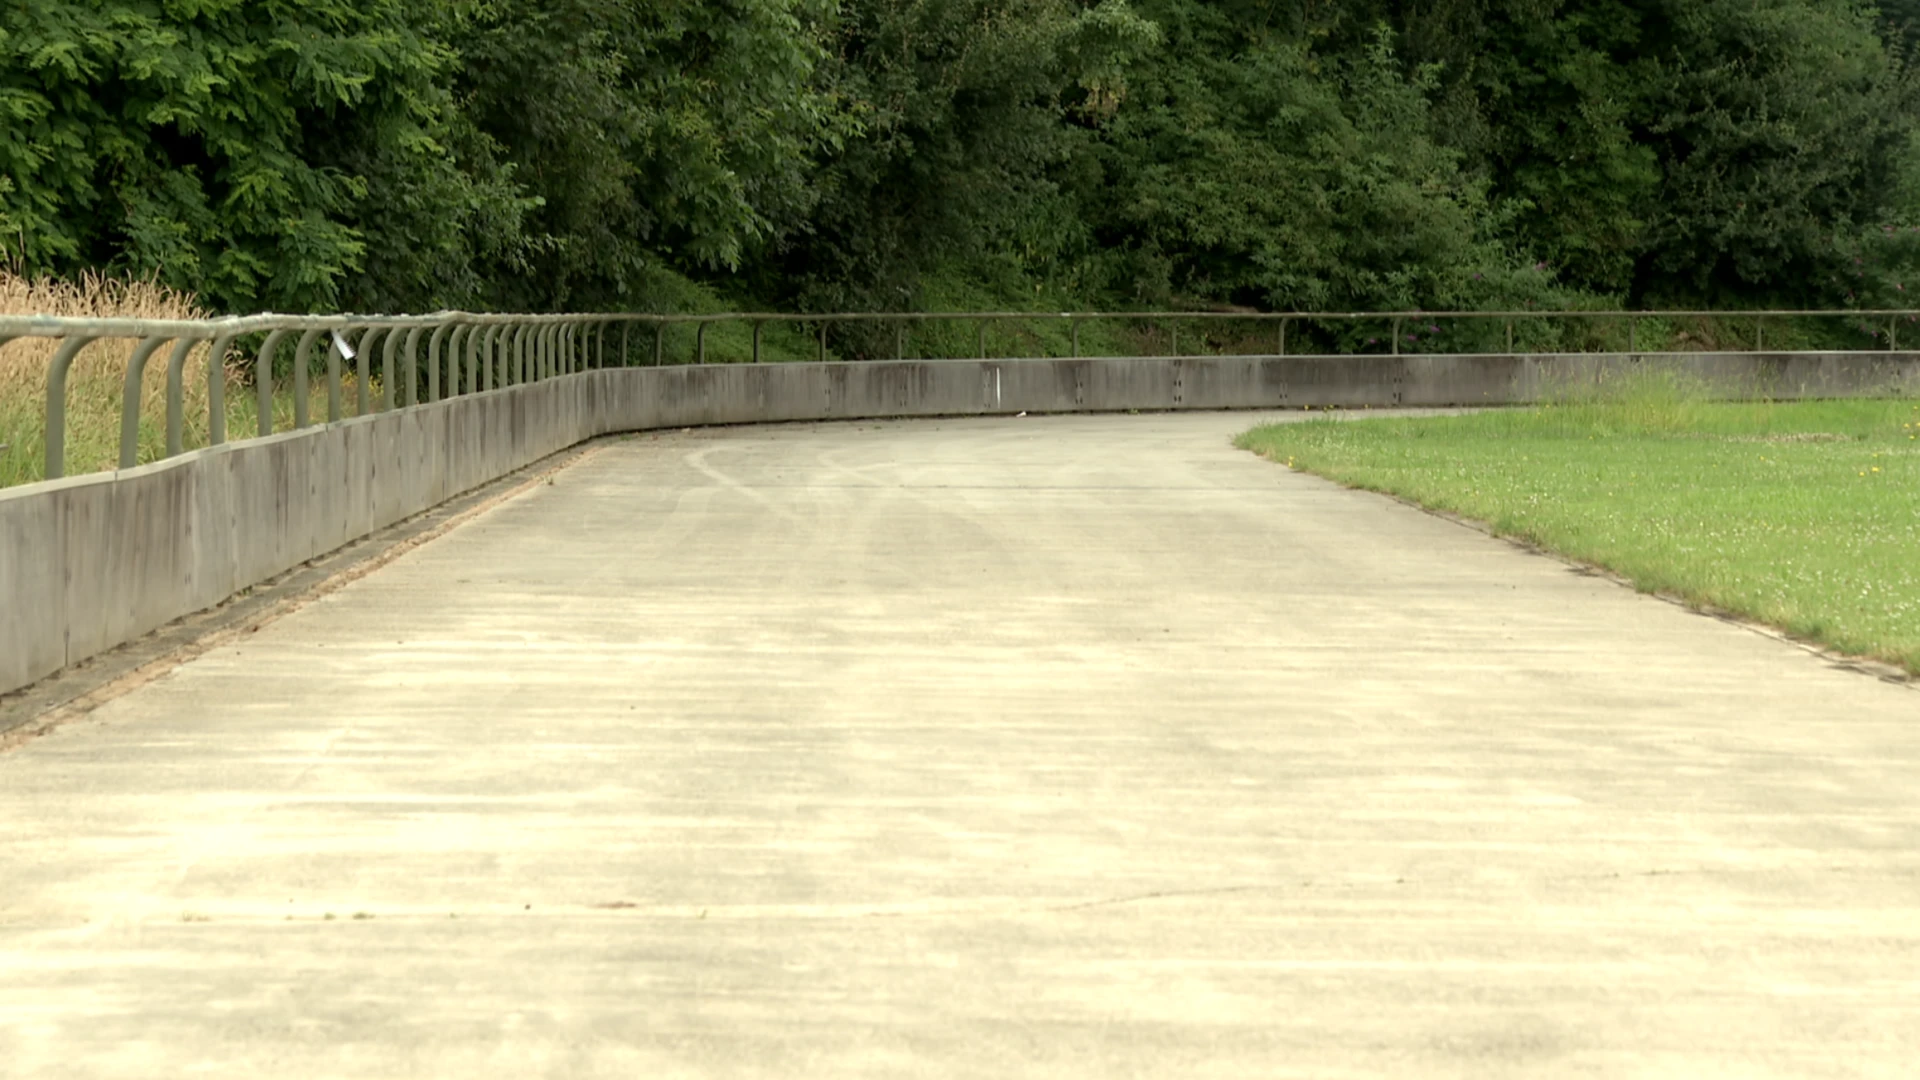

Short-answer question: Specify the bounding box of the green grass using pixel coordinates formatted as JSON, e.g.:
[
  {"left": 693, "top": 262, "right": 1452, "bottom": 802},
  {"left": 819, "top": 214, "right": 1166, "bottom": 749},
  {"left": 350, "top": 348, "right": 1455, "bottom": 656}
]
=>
[
  {"left": 1, "top": 374, "right": 350, "bottom": 489},
  {"left": 1236, "top": 378, "right": 1920, "bottom": 674}
]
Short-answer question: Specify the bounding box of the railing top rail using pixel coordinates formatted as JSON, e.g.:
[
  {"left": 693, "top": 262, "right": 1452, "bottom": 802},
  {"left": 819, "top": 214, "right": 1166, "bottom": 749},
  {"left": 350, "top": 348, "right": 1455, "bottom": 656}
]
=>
[
  {"left": 12, "top": 300, "right": 1920, "bottom": 487},
  {"left": 7, "top": 307, "right": 1920, "bottom": 339},
  {"left": 0, "top": 311, "right": 586, "bottom": 338}
]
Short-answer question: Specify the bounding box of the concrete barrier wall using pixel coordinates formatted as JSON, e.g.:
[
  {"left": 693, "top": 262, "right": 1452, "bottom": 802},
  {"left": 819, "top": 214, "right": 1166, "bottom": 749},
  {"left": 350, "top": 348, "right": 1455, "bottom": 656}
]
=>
[
  {"left": 5, "top": 350, "right": 1917, "bottom": 696},
  {"left": 1, "top": 378, "right": 604, "bottom": 696}
]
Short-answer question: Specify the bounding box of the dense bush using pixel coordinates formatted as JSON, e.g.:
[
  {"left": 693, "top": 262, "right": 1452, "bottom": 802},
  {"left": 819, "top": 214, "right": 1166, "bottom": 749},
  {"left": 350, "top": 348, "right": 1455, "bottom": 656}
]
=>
[{"left": 3, "top": 0, "right": 1917, "bottom": 315}]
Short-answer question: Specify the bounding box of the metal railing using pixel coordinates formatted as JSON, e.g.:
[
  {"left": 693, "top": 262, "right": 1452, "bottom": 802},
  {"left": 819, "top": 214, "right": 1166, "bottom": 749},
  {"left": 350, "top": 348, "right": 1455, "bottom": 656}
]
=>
[
  {"left": 4, "top": 307, "right": 1918, "bottom": 482},
  {"left": 1, "top": 311, "right": 625, "bottom": 481}
]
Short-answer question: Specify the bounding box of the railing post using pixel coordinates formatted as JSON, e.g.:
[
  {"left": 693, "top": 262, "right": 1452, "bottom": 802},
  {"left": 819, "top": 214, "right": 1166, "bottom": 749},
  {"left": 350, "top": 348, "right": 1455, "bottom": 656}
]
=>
[
  {"left": 165, "top": 336, "right": 198, "bottom": 457},
  {"left": 44, "top": 334, "right": 101, "bottom": 480},
  {"left": 468, "top": 322, "right": 487, "bottom": 390},
  {"left": 381, "top": 329, "right": 401, "bottom": 411},
  {"left": 1171, "top": 322, "right": 1179, "bottom": 357},
  {"left": 292, "top": 328, "right": 323, "bottom": 430},
  {"left": 468, "top": 325, "right": 482, "bottom": 390},
  {"left": 696, "top": 321, "right": 707, "bottom": 365},
  {"left": 118, "top": 336, "right": 170, "bottom": 469},
  {"left": 428, "top": 324, "right": 452, "bottom": 401},
  {"left": 451, "top": 324, "right": 472, "bottom": 397},
  {"left": 207, "top": 333, "right": 234, "bottom": 446},
  {"left": 654, "top": 321, "right": 664, "bottom": 366},
  {"left": 1505, "top": 320, "right": 1514, "bottom": 353},
  {"left": 621, "top": 321, "right": 630, "bottom": 367},
  {"left": 253, "top": 329, "right": 288, "bottom": 437},
  {"left": 819, "top": 320, "right": 828, "bottom": 363},
  {"left": 327, "top": 330, "right": 346, "bottom": 423},
  {"left": 753, "top": 320, "right": 762, "bottom": 365},
  {"left": 1277, "top": 317, "right": 1287, "bottom": 356},
  {"left": 403, "top": 325, "right": 425, "bottom": 406},
  {"left": 454, "top": 323, "right": 470, "bottom": 399},
  {"left": 354, "top": 327, "right": 379, "bottom": 416}
]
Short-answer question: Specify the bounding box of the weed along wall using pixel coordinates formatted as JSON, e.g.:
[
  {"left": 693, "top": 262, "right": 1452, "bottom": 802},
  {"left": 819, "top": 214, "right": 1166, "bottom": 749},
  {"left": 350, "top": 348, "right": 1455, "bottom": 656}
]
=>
[{"left": 4, "top": 350, "right": 1918, "bottom": 697}]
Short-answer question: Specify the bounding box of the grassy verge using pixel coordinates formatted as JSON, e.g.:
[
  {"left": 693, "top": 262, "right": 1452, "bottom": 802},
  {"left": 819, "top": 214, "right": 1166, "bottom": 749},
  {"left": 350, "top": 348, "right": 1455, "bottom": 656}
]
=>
[
  {"left": 2, "top": 272, "right": 222, "bottom": 488},
  {"left": 1236, "top": 377, "right": 1920, "bottom": 675}
]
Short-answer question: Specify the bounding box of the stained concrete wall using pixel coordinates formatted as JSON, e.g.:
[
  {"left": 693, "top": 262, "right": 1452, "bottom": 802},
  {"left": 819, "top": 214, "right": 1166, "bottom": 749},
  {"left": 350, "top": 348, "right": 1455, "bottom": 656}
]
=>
[{"left": 4, "top": 350, "right": 1917, "bottom": 696}]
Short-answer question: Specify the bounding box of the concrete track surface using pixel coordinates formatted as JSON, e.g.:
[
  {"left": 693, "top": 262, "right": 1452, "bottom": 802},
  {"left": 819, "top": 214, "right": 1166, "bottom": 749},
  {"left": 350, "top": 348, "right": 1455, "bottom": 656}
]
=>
[{"left": 2, "top": 412, "right": 1916, "bottom": 1078}]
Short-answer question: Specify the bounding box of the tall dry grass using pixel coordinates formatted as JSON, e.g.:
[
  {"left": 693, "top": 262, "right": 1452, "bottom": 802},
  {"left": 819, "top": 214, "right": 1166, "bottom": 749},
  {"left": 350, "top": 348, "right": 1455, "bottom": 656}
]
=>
[{"left": 0, "top": 270, "right": 231, "bottom": 487}]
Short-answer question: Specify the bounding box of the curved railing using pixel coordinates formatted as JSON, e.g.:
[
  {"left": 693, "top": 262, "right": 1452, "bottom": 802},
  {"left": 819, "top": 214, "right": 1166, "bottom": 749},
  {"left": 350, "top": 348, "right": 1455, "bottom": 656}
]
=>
[{"left": 5, "top": 307, "right": 1919, "bottom": 481}]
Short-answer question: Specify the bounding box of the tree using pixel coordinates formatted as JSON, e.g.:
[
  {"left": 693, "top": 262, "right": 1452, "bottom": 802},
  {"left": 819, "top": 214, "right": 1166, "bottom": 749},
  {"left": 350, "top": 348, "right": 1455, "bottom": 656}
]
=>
[
  {"left": 1089, "top": 5, "right": 1562, "bottom": 312},
  {"left": 1327, "top": 0, "right": 1914, "bottom": 306},
  {"left": 0, "top": 0, "right": 507, "bottom": 312},
  {"left": 443, "top": 0, "right": 848, "bottom": 311},
  {"left": 759, "top": 0, "right": 1159, "bottom": 312},
  {"left": 1631, "top": 0, "right": 1912, "bottom": 305}
]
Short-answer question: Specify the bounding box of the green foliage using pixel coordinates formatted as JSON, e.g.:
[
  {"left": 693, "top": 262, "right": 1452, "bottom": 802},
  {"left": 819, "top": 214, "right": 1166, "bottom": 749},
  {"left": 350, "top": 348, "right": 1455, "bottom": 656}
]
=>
[
  {"left": 1414, "top": 0, "right": 1661, "bottom": 295},
  {"left": 1633, "top": 0, "right": 1911, "bottom": 305},
  {"left": 442, "top": 0, "right": 847, "bottom": 311},
  {"left": 1091, "top": 10, "right": 1564, "bottom": 314},
  {"left": 0, "top": 0, "right": 844, "bottom": 314},
  {"left": 0, "top": 0, "right": 503, "bottom": 312},
  {"left": 1403, "top": 0, "right": 1910, "bottom": 306},
  {"left": 6, "top": 0, "right": 1920, "bottom": 319},
  {"left": 759, "top": 0, "right": 1160, "bottom": 312}
]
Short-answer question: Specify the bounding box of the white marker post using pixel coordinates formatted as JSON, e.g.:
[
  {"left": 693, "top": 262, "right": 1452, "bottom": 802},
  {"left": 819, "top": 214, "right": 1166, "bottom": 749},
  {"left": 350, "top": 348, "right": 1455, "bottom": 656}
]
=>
[{"left": 325, "top": 330, "right": 355, "bottom": 422}]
